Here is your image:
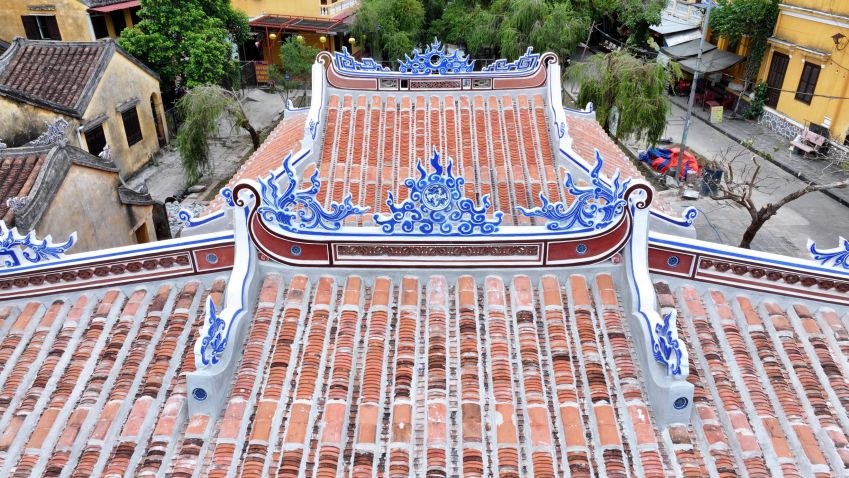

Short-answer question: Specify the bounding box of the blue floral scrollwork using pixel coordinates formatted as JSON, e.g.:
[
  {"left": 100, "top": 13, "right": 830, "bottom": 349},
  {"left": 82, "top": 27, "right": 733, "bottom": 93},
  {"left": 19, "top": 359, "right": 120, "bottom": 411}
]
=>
[
  {"left": 518, "top": 151, "right": 630, "bottom": 231},
  {"left": 200, "top": 297, "right": 226, "bottom": 366},
  {"left": 334, "top": 47, "right": 388, "bottom": 73},
  {"left": 374, "top": 148, "right": 503, "bottom": 235},
  {"left": 482, "top": 47, "right": 540, "bottom": 73},
  {"left": 398, "top": 38, "right": 475, "bottom": 75},
  {"left": 0, "top": 222, "right": 75, "bottom": 268},
  {"left": 257, "top": 153, "right": 369, "bottom": 232},
  {"left": 809, "top": 237, "right": 849, "bottom": 269},
  {"left": 653, "top": 311, "right": 683, "bottom": 376}
]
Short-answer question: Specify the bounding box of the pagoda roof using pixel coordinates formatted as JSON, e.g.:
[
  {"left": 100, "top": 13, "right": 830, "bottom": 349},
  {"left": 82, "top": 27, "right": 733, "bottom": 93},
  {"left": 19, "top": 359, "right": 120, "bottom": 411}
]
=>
[{"left": 1, "top": 42, "right": 849, "bottom": 477}]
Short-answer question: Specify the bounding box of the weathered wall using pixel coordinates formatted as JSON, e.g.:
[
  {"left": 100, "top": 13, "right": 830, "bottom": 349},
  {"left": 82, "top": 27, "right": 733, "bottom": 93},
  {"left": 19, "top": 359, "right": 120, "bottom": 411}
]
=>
[
  {"left": 758, "top": 5, "right": 849, "bottom": 142},
  {"left": 80, "top": 52, "right": 167, "bottom": 175},
  {"left": 786, "top": 0, "right": 849, "bottom": 16},
  {"left": 0, "top": 99, "right": 74, "bottom": 146},
  {"left": 37, "top": 166, "right": 154, "bottom": 253},
  {"left": 0, "top": 0, "right": 92, "bottom": 42}
]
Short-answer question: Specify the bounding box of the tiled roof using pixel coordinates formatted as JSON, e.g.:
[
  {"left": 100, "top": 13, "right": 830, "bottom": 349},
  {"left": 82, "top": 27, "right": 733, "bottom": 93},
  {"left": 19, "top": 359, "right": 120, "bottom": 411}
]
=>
[
  {"left": 316, "top": 93, "right": 563, "bottom": 226},
  {"left": 205, "top": 114, "right": 308, "bottom": 214},
  {"left": 0, "top": 144, "right": 123, "bottom": 229},
  {"left": 1, "top": 272, "right": 847, "bottom": 476},
  {"left": 0, "top": 147, "right": 48, "bottom": 224},
  {"left": 0, "top": 40, "right": 111, "bottom": 117}
]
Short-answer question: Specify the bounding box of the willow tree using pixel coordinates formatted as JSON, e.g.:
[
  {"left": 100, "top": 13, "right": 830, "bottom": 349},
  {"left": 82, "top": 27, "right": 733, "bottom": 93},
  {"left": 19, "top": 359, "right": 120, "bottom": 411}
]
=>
[
  {"left": 433, "top": 0, "right": 589, "bottom": 60},
  {"left": 570, "top": 50, "right": 679, "bottom": 144},
  {"left": 176, "top": 85, "right": 260, "bottom": 185},
  {"left": 352, "top": 0, "right": 425, "bottom": 60}
]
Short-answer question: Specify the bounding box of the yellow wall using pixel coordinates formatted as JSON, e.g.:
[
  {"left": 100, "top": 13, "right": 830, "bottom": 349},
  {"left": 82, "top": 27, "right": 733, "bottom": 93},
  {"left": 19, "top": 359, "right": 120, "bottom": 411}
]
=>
[
  {"left": 783, "top": 1, "right": 849, "bottom": 16},
  {"left": 758, "top": 4, "right": 849, "bottom": 142},
  {"left": 233, "top": 0, "right": 323, "bottom": 18},
  {"left": 0, "top": 1, "right": 137, "bottom": 43},
  {"left": 0, "top": 0, "right": 91, "bottom": 42},
  {"left": 81, "top": 52, "right": 166, "bottom": 175},
  {"left": 0, "top": 49, "right": 166, "bottom": 176},
  {"left": 38, "top": 166, "right": 154, "bottom": 253}
]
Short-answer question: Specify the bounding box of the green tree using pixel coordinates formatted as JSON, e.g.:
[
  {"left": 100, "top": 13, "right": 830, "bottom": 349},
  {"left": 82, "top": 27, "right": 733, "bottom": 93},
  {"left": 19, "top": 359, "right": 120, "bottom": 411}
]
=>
[
  {"left": 352, "top": 0, "right": 425, "bottom": 61},
  {"left": 709, "top": 0, "right": 779, "bottom": 86},
  {"left": 176, "top": 85, "right": 260, "bottom": 185},
  {"left": 119, "top": 0, "right": 249, "bottom": 94},
  {"left": 570, "top": 50, "right": 679, "bottom": 144},
  {"left": 586, "top": 0, "right": 666, "bottom": 42},
  {"left": 276, "top": 37, "right": 320, "bottom": 104}
]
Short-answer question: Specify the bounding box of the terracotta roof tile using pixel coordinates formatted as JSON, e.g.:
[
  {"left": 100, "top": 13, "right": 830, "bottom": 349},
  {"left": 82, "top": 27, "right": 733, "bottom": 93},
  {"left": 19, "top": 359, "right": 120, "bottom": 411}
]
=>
[
  {"left": 0, "top": 272, "right": 846, "bottom": 476},
  {"left": 0, "top": 40, "right": 110, "bottom": 115},
  {"left": 0, "top": 149, "right": 49, "bottom": 224}
]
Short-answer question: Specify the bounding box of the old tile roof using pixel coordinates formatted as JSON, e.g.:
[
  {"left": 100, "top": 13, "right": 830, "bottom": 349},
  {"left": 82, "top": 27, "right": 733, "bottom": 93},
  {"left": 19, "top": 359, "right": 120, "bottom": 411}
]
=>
[
  {"left": 315, "top": 93, "right": 562, "bottom": 226},
  {"left": 206, "top": 113, "right": 308, "bottom": 213},
  {"left": 0, "top": 39, "right": 158, "bottom": 118},
  {"left": 0, "top": 147, "right": 48, "bottom": 224},
  {"left": 0, "top": 272, "right": 847, "bottom": 476},
  {"left": 0, "top": 144, "right": 128, "bottom": 230}
]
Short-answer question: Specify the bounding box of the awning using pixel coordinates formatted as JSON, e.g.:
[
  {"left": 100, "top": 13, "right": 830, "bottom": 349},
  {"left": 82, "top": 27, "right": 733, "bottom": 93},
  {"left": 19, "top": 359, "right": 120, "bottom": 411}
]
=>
[
  {"left": 663, "top": 29, "right": 703, "bottom": 47},
  {"left": 650, "top": 11, "right": 702, "bottom": 36},
  {"left": 88, "top": 0, "right": 139, "bottom": 13},
  {"left": 661, "top": 39, "right": 717, "bottom": 60},
  {"left": 250, "top": 14, "right": 351, "bottom": 34},
  {"left": 678, "top": 48, "right": 745, "bottom": 74}
]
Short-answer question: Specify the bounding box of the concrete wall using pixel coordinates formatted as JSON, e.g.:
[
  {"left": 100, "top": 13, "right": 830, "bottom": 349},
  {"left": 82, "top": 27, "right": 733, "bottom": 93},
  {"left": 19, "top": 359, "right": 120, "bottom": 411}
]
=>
[
  {"left": 758, "top": 5, "right": 849, "bottom": 142},
  {"left": 80, "top": 52, "right": 166, "bottom": 175},
  {"left": 0, "top": 0, "right": 92, "bottom": 42},
  {"left": 37, "top": 165, "right": 155, "bottom": 253},
  {"left": 787, "top": 0, "right": 849, "bottom": 16}
]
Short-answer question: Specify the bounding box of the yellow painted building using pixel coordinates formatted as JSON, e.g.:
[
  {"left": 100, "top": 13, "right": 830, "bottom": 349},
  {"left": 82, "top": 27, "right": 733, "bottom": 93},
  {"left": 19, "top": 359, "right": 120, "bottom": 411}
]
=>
[
  {"left": 0, "top": 38, "right": 167, "bottom": 176},
  {"left": 758, "top": 1, "right": 849, "bottom": 143},
  {"left": 0, "top": 0, "right": 141, "bottom": 43}
]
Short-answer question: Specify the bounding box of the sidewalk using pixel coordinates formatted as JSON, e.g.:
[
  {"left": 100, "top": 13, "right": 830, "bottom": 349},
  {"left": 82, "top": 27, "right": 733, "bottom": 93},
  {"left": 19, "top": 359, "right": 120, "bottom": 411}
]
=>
[{"left": 668, "top": 95, "right": 849, "bottom": 207}]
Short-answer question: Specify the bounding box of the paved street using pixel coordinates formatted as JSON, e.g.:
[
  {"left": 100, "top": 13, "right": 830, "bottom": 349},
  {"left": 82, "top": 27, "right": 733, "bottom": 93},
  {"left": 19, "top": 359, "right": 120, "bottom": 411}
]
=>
[{"left": 631, "top": 101, "right": 849, "bottom": 259}]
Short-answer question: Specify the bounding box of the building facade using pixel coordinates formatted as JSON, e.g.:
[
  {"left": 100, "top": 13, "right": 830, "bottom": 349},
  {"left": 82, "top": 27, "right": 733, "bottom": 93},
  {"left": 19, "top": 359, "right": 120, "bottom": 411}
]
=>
[
  {"left": 0, "top": 38, "right": 167, "bottom": 176},
  {"left": 0, "top": 143, "right": 158, "bottom": 254},
  {"left": 0, "top": 0, "right": 141, "bottom": 43},
  {"left": 235, "top": 0, "right": 359, "bottom": 69},
  {"left": 758, "top": 1, "right": 849, "bottom": 143}
]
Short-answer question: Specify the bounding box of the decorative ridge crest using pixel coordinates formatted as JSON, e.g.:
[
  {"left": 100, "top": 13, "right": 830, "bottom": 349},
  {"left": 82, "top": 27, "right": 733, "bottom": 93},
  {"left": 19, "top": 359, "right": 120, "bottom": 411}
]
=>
[
  {"left": 334, "top": 46, "right": 388, "bottom": 73},
  {"left": 808, "top": 237, "right": 849, "bottom": 269},
  {"left": 398, "top": 38, "right": 474, "bottom": 74},
  {"left": 482, "top": 46, "right": 540, "bottom": 73},
  {"left": 251, "top": 152, "right": 369, "bottom": 233},
  {"left": 374, "top": 148, "right": 503, "bottom": 235},
  {"left": 0, "top": 221, "right": 76, "bottom": 268},
  {"left": 331, "top": 38, "right": 545, "bottom": 77},
  {"left": 519, "top": 151, "right": 630, "bottom": 231}
]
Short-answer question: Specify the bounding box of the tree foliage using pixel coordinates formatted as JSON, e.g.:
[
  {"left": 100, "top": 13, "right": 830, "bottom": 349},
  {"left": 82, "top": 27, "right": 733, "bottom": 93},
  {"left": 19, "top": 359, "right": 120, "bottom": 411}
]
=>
[
  {"left": 570, "top": 50, "right": 679, "bottom": 144},
  {"left": 352, "top": 0, "right": 425, "bottom": 60},
  {"left": 176, "top": 85, "right": 259, "bottom": 185},
  {"left": 118, "top": 0, "right": 249, "bottom": 94},
  {"left": 280, "top": 37, "right": 320, "bottom": 81},
  {"left": 709, "top": 0, "right": 779, "bottom": 83}
]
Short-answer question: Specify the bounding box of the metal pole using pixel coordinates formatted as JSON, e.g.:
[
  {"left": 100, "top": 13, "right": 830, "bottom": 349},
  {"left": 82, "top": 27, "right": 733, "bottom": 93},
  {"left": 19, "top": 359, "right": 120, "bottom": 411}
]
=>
[{"left": 674, "top": 0, "right": 714, "bottom": 183}]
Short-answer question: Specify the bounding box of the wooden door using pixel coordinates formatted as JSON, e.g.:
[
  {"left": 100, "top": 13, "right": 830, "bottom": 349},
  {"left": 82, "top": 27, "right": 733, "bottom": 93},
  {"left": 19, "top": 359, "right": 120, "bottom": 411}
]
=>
[{"left": 765, "top": 52, "right": 789, "bottom": 108}]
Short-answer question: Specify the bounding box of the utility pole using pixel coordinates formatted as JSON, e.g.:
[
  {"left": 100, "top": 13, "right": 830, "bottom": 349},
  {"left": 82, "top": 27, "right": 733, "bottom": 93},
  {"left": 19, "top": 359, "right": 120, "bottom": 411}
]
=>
[{"left": 673, "top": 0, "right": 715, "bottom": 183}]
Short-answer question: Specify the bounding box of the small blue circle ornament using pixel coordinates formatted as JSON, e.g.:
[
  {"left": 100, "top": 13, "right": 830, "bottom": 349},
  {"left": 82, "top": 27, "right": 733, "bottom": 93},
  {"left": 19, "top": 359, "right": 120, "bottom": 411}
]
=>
[
  {"left": 673, "top": 397, "right": 688, "bottom": 409},
  {"left": 206, "top": 253, "right": 219, "bottom": 264},
  {"left": 290, "top": 245, "right": 302, "bottom": 256},
  {"left": 422, "top": 182, "right": 451, "bottom": 211},
  {"left": 667, "top": 256, "right": 680, "bottom": 268},
  {"left": 192, "top": 388, "right": 208, "bottom": 401},
  {"left": 576, "top": 243, "right": 588, "bottom": 255}
]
